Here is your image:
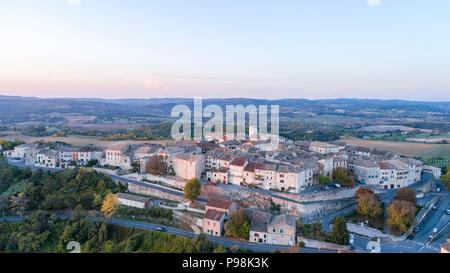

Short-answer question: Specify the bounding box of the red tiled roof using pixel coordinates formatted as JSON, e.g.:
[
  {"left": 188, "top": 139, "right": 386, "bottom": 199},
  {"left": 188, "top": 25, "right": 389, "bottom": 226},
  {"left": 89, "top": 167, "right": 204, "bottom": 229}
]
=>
[
  {"left": 230, "top": 157, "right": 247, "bottom": 166},
  {"left": 378, "top": 162, "right": 388, "bottom": 169},
  {"left": 244, "top": 162, "right": 264, "bottom": 172},
  {"left": 204, "top": 209, "right": 225, "bottom": 221},
  {"left": 206, "top": 198, "right": 233, "bottom": 210}
]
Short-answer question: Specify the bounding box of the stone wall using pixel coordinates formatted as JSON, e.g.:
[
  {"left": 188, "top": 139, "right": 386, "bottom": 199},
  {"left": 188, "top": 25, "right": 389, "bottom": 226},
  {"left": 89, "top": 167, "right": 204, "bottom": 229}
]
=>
[
  {"left": 297, "top": 236, "right": 350, "bottom": 251},
  {"left": 127, "top": 183, "right": 187, "bottom": 203},
  {"left": 277, "top": 186, "right": 360, "bottom": 203}
]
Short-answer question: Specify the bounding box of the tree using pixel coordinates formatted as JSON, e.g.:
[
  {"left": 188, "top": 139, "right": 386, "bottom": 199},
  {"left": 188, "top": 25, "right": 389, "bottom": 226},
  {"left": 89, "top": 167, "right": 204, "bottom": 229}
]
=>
[
  {"left": 354, "top": 187, "right": 383, "bottom": 218},
  {"left": 145, "top": 156, "right": 167, "bottom": 175},
  {"left": 439, "top": 168, "right": 450, "bottom": 191},
  {"left": 184, "top": 178, "right": 201, "bottom": 202},
  {"left": 387, "top": 200, "right": 416, "bottom": 234},
  {"left": 330, "top": 216, "right": 349, "bottom": 245},
  {"left": 394, "top": 188, "right": 417, "bottom": 206},
  {"left": 317, "top": 174, "right": 331, "bottom": 185},
  {"left": 311, "top": 220, "right": 323, "bottom": 232},
  {"left": 101, "top": 193, "right": 119, "bottom": 219},
  {"left": 224, "top": 209, "right": 251, "bottom": 239},
  {"left": 332, "top": 167, "right": 354, "bottom": 188},
  {"left": 0, "top": 195, "right": 9, "bottom": 217}
]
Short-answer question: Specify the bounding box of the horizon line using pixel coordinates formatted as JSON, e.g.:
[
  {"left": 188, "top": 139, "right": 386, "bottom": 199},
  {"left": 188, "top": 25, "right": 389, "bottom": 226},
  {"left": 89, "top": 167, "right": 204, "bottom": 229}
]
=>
[{"left": 0, "top": 93, "right": 449, "bottom": 103}]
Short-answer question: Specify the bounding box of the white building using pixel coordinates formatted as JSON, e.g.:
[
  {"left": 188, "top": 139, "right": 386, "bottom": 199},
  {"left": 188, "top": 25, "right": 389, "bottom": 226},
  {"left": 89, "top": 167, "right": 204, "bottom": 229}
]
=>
[
  {"left": 379, "top": 160, "right": 409, "bottom": 189},
  {"left": 348, "top": 159, "right": 381, "bottom": 186},
  {"left": 36, "top": 149, "right": 59, "bottom": 168},
  {"left": 104, "top": 144, "right": 132, "bottom": 170},
  {"left": 229, "top": 157, "right": 248, "bottom": 185},
  {"left": 423, "top": 165, "right": 442, "bottom": 180},
  {"left": 309, "top": 142, "right": 340, "bottom": 155},
  {"left": 400, "top": 157, "right": 423, "bottom": 184}
]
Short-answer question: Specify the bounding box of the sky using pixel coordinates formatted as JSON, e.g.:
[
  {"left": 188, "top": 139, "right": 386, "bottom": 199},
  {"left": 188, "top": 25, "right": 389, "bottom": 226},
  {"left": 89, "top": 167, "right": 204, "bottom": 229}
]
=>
[{"left": 0, "top": 0, "right": 449, "bottom": 101}]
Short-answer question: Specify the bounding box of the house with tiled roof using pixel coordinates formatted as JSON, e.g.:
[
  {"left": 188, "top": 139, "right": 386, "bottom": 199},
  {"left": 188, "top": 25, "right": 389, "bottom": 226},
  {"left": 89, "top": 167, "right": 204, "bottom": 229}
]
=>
[
  {"left": 229, "top": 157, "right": 248, "bottom": 185},
  {"left": 243, "top": 162, "right": 265, "bottom": 185},
  {"left": 104, "top": 144, "right": 132, "bottom": 170},
  {"left": 249, "top": 212, "right": 296, "bottom": 246},
  {"left": 171, "top": 153, "right": 204, "bottom": 180},
  {"left": 249, "top": 211, "right": 272, "bottom": 244},
  {"left": 203, "top": 209, "right": 225, "bottom": 237},
  {"left": 267, "top": 214, "right": 296, "bottom": 246},
  {"left": 205, "top": 198, "right": 236, "bottom": 219}
]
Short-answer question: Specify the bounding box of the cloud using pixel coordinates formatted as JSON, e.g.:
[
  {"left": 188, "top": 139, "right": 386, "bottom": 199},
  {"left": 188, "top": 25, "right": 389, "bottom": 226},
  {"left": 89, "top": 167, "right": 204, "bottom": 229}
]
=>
[
  {"left": 67, "top": 0, "right": 81, "bottom": 6},
  {"left": 366, "top": 0, "right": 381, "bottom": 6}
]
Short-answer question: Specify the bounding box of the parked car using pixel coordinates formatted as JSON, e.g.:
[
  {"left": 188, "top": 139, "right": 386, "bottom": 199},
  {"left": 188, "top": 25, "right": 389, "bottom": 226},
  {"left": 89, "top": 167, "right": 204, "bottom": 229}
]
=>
[
  {"left": 334, "top": 183, "right": 341, "bottom": 188},
  {"left": 407, "top": 234, "right": 415, "bottom": 240},
  {"left": 432, "top": 205, "right": 437, "bottom": 210},
  {"left": 413, "top": 227, "right": 420, "bottom": 233},
  {"left": 324, "top": 186, "right": 330, "bottom": 190},
  {"left": 446, "top": 208, "right": 450, "bottom": 215}
]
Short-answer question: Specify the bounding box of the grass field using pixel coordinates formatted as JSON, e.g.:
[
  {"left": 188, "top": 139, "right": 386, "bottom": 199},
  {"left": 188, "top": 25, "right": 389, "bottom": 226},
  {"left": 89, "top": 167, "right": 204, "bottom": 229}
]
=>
[
  {"left": 420, "top": 146, "right": 450, "bottom": 167},
  {"left": 337, "top": 138, "right": 444, "bottom": 157}
]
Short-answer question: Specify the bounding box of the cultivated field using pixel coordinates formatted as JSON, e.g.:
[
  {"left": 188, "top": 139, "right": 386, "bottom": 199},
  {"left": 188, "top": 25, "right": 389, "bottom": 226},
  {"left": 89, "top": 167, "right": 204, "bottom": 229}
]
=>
[
  {"left": 0, "top": 133, "right": 174, "bottom": 147},
  {"left": 337, "top": 138, "right": 442, "bottom": 157}
]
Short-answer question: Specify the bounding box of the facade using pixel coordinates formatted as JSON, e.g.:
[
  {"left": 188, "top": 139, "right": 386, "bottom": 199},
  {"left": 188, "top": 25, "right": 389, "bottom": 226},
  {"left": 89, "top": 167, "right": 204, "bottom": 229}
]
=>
[
  {"left": 243, "top": 162, "right": 265, "bottom": 186},
  {"left": 379, "top": 160, "right": 409, "bottom": 189},
  {"left": 229, "top": 157, "right": 248, "bottom": 185},
  {"left": 267, "top": 214, "right": 296, "bottom": 246},
  {"left": 104, "top": 144, "right": 132, "bottom": 170},
  {"left": 309, "top": 141, "right": 340, "bottom": 154},
  {"left": 400, "top": 157, "right": 423, "bottom": 184},
  {"left": 206, "top": 168, "right": 229, "bottom": 183},
  {"left": 172, "top": 154, "right": 204, "bottom": 180},
  {"left": 256, "top": 164, "right": 277, "bottom": 190},
  {"left": 249, "top": 211, "right": 272, "bottom": 244},
  {"left": 203, "top": 209, "right": 225, "bottom": 237},
  {"left": 25, "top": 145, "right": 39, "bottom": 166},
  {"left": 274, "top": 165, "right": 305, "bottom": 193},
  {"left": 423, "top": 165, "right": 442, "bottom": 180},
  {"left": 36, "top": 149, "right": 59, "bottom": 168},
  {"left": 348, "top": 159, "right": 381, "bottom": 186}
]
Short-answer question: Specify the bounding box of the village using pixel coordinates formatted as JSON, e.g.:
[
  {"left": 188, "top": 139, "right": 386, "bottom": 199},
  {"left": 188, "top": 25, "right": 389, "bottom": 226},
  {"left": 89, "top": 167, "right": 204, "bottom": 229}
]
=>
[{"left": 1, "top": 132, "right": 446, "bottom": 251}]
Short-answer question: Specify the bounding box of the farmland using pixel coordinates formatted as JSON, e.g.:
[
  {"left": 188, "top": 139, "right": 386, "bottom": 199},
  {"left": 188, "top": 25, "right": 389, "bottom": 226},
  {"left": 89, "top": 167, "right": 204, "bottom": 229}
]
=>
[{"left": 336, "top": 138, "right": 443, "bottom": 157}]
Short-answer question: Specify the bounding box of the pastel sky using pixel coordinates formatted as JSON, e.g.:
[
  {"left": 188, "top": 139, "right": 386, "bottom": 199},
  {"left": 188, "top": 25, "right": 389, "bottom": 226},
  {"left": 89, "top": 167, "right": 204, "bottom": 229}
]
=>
[{"left": 0, "top": 0, "right": 449, "bottom": 101}]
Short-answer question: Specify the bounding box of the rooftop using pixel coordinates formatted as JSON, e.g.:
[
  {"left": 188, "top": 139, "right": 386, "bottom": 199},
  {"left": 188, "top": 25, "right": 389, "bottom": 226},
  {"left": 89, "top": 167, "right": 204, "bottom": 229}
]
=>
[
  {"left": 118, "top": 193, "right": 150, "bottom": 203},
  {"left": 230, "top": 157, "right": 248, "bottom": 167},
  {"left": 206, "top": 198, "right": 233, "bottom": 210},
  {"left": 204, "top": 209, "right": 225, "bottom": 221},
  {"left": 268, "top": 214, "right": 296, "bottom": 228}
]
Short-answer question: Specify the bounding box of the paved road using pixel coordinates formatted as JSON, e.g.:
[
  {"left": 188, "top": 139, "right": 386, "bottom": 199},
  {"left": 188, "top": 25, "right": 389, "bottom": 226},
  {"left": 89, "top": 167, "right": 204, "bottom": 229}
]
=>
[{"left": 0, "top": 215, "right": 335, "bottom": 253}]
